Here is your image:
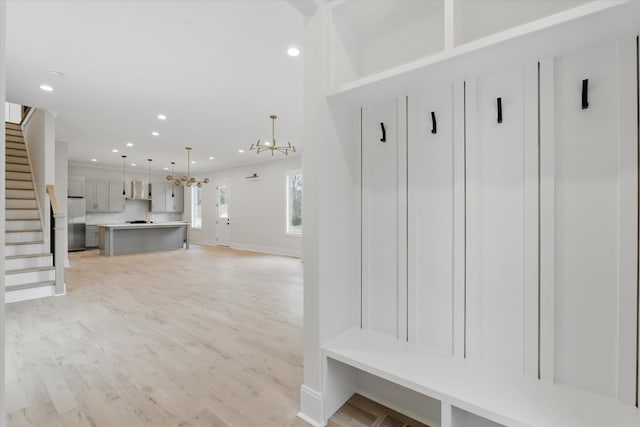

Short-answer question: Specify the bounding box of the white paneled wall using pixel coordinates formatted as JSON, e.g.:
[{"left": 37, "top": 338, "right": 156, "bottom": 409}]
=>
[
  {"left": 407, "top": 83, "right": 460, "bottom": 354},
  {"left": 358, "top": 36, "right": 638, "bottom": 406},
  {"left": 361, "top": 99, "right": 407, "bottom": 339},
  {"left": 465, "top": 64, "right": 539, "bottom": 375},
  {"left": 540, "top": 39, "right": 638, "bottom": 403}
]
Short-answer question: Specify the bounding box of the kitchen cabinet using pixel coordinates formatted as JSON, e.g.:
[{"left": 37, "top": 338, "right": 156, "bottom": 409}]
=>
[
  {"left": 85, "top": 224, "right": 99, "bottom": 248},
  {"left": 85, "top": 179, "right": 125, "bottom": 213},
  {"left": 68, "top": 176, "right": 84, "bottom": 198},
  {"left": 151, "top": 183, "right": 183, "bottom": 213}
]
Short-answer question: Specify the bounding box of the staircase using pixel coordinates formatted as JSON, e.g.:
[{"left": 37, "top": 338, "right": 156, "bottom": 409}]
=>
[{"left": 5, "top": 122, "right": 55, "bottom": 303}]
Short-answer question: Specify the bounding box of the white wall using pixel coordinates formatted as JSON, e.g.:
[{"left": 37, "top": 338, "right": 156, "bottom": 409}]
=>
[
  {"left": 187, "top": 156, "right": 303, "bottom": 258},
  {"left": 23, "top": 109, "right": 55, "bottom": 246},
  {"left": 68, "top": 164, "right": 182, "bottom": 225},
  {"left": 55, "top": 141, "right": 68, "bottom": 265},
  {"left": 299, "top": 4, "right": 362, "bottom": 423},
  {"left": 0, "top": 1, "right": 6, "bottom": 424}
]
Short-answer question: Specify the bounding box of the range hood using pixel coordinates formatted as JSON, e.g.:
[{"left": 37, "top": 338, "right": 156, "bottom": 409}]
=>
[{"left": 128, "top": 181, "right": 151, "bottom": 200}]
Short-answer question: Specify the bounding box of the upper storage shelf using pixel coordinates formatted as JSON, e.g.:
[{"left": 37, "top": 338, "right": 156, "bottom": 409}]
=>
[
  {"left": 453, "top": 0, "right": 590, "bottom": 46},
  {"left": 328, "top": 0, "right": 633, "bottom": 97},
  {"left": 330, "top": 0, "right": 445, "bottom": 89}
]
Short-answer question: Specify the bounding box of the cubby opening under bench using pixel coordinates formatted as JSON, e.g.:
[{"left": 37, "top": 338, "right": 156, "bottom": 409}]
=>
[{"left": 323, "top": 328, "right": 640, "bottom": 427}]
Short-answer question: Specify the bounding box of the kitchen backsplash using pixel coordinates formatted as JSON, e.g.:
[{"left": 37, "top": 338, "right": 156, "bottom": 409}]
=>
[{"left": 86, "top": 199, "right": 183, "bottom": 225}]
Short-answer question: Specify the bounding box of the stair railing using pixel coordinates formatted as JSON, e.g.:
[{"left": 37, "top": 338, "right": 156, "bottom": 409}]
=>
[{"left": 46, "top": 185, "right": 65, "bottom": 296}]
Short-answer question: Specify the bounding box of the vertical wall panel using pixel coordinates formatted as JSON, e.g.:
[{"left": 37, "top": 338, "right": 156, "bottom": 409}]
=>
[
  {"left": 465, "top": 64, "right": 539, "bottom": 372},
  {"left": 550, "top": 39, "right": 637, "bottom": 402},
  {"left": 407, "top": 84, "right": 455, "bottom": 352},
  {"left": 361, "top": 99, "right": 404, "bottom": 338}
]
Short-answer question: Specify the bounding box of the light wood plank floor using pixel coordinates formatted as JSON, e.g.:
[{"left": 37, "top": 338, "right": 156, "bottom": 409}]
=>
[
  {"left": 6, "top": 245, "right": 420, "bottom": 427},
  {"left": 7, "top": 245, "right": 308, "bottom": 427}
]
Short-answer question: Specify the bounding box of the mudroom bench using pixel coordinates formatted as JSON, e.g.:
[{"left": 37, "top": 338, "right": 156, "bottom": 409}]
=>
[{"left": 322, "top": 328, "right": 640, "bottom": 427}]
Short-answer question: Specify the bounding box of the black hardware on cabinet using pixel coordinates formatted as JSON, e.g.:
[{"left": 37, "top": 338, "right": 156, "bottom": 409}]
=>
[
  {"left": 380, "top": 122, "right": 386, "bottom": 142},
  {"left": 430, "top": 111, "right": 437, "bottom": 134},
  {"left": 497, "top": 97, "right": 503, "bottom": 124},
  {"left": 582, "top": 79, "right": 589, "bottom": 109}
]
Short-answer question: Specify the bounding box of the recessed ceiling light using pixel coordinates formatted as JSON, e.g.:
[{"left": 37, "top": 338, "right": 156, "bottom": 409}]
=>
[
  {"left": 191, "top": 161, "right": 196, "bottom": 164},
  {"left": 151, "top": 131, "right": 159, "bottom": 136},
  {"left": 238, "top": 149, "right": 245, "bottom": 153},
  {"left": 264, "top": 141, "right": 271, "bottom": 146},
  {"left": 131, "top": 163, "right": 136, "bottom": 166},
  {"left": 164, "top": 167, "right": 169, "bottom": 170},
  {"left": 157, "top": 114, "right": 167, "bottom": 120},
  {"left": 112, "top": 149, "right": 119, "bottom": 153},
  {"left": 287, "top": 47, "right": 300, "bottom": 57},
  {"left": 91, "top": 158, "right": 97, "bottom": 162},
  {"left": 48, "top": 70, "right": 65, "bottom": 78},
  {"left": 126, "top": 142, "right": 134, "bottom": 147},
  {"left": 209, "top": 156, "right": 214, "bottom": 160},
  {"left": 39, "top": 84, "right": 54, "bottom": 92}
]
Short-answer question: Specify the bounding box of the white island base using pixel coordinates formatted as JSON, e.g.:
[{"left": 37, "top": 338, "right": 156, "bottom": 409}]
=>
[{"left": 99, "top": 222, "right": 190, "bottom": 256}]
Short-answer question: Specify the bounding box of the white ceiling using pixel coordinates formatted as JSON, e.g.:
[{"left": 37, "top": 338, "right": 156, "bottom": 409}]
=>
[{"left": 5, "top": 0, "right": 304, "bottom": 175}]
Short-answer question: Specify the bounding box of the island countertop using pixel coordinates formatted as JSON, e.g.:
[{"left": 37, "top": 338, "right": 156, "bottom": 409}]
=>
[
  {"left": 98, "top": 222, "right": 190, "bottom": 256},
  {"left": 99, "top": 221, "right": 189, "bottom": 229}
]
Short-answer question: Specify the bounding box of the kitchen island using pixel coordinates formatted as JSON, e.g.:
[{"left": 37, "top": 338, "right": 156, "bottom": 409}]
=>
[{"left": 98, "top": 222, "right": 189, "bottom": 256}]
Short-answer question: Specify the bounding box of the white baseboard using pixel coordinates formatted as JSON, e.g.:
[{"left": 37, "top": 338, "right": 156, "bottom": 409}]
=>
[
  {"left": 55, "top": 282, "right": 67, "bottom": 297},
  {"left": 6, "top": 285, "right": 55, "bottom": 304},
  {"left": 231, "top": 242, "right": 302, "bottom": 258},
  {"left": 191, "top": 240, "right": 302, "bottom": 258},
  {"left": 299, "top": 385, "right": 324, "bottom": 427}
]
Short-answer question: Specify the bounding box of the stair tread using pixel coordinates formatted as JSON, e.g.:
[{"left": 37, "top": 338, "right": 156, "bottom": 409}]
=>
[
  {"left": 5, "top": 240, "right": 44, "bottom": 246},
  {"left": 6, "top": 229, "right": 42, "bottom": 233},
  {"left": 6, "top": 280, "right": 55, "bottom": 291},
  {"left": 6, "top": 253, "right": 52, "bottom": 260},
  {"left": 6, "top": 266, "right": 54, "bottom": 275}
]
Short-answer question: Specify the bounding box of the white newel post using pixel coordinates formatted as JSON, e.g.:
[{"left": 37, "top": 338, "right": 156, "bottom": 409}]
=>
[{"left": 54, "top": 213, "right": 66, "bottom": 295}]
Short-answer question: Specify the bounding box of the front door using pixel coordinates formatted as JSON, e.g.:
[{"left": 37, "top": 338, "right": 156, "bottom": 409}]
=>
[{"left": 215, "top": 180, "right": 231, "bottom": 246}]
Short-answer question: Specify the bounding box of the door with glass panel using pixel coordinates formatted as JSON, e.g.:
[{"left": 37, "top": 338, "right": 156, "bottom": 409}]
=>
[{"left": 215, "top": 180, "right": 231, "bottom": 246}]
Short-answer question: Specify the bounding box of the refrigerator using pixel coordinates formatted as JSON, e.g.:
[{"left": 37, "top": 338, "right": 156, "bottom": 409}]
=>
[{"left": 68, "top": 197, "right": 86, "bottom": 251}]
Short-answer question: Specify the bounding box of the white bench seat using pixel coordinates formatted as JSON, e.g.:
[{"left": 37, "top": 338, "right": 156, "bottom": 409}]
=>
[{"left": 323, "top": 328, "right": 640, "bottom": 427}]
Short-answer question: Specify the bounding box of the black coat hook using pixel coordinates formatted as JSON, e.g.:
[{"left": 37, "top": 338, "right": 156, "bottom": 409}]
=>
[
  {"left": 380, "top": 122, "right": 386, "bottom": 142},
  {"left": 582, "top": 79, "right": 589, "bottom": 109},
  {"left": 497, "top": 97, "right": 503, "bottom": 124},
  {"left": 430, "top": 111, "right": 437, "bottom": 134}
]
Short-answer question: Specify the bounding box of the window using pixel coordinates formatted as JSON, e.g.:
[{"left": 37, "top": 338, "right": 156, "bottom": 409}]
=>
[
  {"left": 286, "top": 171, "right": 303, "bottom": 235},
  {"left": 217, "top": 184, "right": 228, "bottom": 219},
  {"left": 191, "top": 186, "right": 202, "bottom": 229}
]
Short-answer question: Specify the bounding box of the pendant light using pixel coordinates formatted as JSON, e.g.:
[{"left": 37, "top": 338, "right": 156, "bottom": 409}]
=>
[
  {"left": 250, "top": 114, "right": 296, "bottom": 156},
  {"left": 170, "top": 162, "right": 176, "bottom": 198},
  {"left": 121, "top": 155, "right": 127, "bottom": 195},
  {"left": 147, "top": 158, "right": 152, "bottom": 198},
  {"left": 166, "top": 147, "right": 210, "bottom": 187}
]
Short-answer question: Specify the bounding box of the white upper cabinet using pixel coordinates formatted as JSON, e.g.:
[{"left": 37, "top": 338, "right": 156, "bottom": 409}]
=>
[
  {"left": 539, "top": 39, "right": 638, "bottom": 403},
  {"left": 465, "top": 63, "right": 539, "bottom": 375},
  {"left": 361, "top": 97, "right": 407, "bottom": 339},
  {"left": 151, "top": 183, "right": 184, "bottom": 213}
]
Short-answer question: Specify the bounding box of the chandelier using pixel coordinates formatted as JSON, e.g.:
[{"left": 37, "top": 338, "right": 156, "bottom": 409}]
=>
[
  {"left": 250, "top": 115, "right": 296, "bottom": 156},
  {"left": 166, "top": 147, "right": 210, "bottom": 187}
]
